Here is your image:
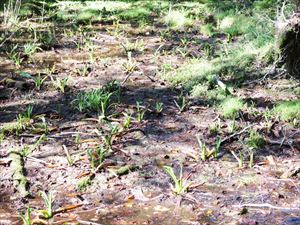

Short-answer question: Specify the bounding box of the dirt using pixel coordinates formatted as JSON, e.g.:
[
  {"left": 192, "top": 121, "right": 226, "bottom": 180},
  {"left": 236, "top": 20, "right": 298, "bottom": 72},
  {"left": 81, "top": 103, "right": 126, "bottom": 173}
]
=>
[{"left": 0, "top": 20, "right": 299, "bottom": 225}]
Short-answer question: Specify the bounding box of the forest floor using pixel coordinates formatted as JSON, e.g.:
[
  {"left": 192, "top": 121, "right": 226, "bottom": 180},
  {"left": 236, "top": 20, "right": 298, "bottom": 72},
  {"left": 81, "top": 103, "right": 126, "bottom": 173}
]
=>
[{"left": 0, "top": 1, "right": 299, "bottom": 225}]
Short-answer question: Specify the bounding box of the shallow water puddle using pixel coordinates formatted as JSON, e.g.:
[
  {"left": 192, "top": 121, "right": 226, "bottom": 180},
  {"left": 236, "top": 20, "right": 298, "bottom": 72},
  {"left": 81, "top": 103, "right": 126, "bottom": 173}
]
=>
[{"left": 78, "top": 202, "right": 199, "bottom": 225}]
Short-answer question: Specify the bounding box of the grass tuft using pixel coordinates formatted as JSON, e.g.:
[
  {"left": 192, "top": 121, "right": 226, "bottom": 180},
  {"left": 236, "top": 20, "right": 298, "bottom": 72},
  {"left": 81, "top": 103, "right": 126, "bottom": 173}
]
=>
[
  {"left": 163, "top": 10, "right": 192, "bottom": 29},
  {"left": 72, "top": 80, "right": 120, "bottom": 117},
  {"left": 246, "top": 130, "right": 265, "bottom": 149},
  {"left": 219, "top": 97, "right": 245, "bottom": 119},
  {"left": 273, "top": 100, "right": 300, "bottom": 123}
]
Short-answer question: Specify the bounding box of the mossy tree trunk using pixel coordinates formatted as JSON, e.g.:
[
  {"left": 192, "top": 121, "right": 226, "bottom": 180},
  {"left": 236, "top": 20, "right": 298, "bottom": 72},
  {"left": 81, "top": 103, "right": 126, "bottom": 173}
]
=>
[{"left": 277, "top": 0, "right": 300, "bottom": 79}]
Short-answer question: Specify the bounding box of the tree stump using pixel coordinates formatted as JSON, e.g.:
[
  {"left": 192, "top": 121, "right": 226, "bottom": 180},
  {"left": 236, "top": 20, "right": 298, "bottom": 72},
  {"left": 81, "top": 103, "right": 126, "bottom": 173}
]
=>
[{"left": 278, "top": 1, "right": 300, "bottom": 79}]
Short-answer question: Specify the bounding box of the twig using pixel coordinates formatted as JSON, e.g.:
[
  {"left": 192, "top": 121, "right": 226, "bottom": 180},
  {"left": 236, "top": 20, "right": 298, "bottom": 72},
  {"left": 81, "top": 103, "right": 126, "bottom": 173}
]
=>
[
  {"left": 230, "top": 150, "right": 242, "bottom": 165},
  {"left": 121, "top": 72, "right": 133, "bottom": 85},
  {"left": 265, "top": 136, "right": 298, "bottom": 147},
  {"left": 233, "top": 203, "right": 300, "bottom": 212},
  {"left": 20, "top": 131, "right": 102, "bottom": 139},
  {"left": 77, "top": 220, "right": 104, "bottom": 225},
  {"left": 25, "top": 156, "right": 62, "bottom": 169},
  {"left": 139, "top": 70, "right": 156, "bottom": 82},
  {"left": 244, "top": 56, "right": 285, "bottom": 85},
  {"left": 0, "top": 31, "right": 16, "bottom": 48},
  {"left": 220, "top": 124, "right": 254, "bottom": 144},
  {"left": 53, "top": 204, "right": 83, "bottom": 214},
  {"left": 121, "top": 70, "right": 155, "bottom": 86}
]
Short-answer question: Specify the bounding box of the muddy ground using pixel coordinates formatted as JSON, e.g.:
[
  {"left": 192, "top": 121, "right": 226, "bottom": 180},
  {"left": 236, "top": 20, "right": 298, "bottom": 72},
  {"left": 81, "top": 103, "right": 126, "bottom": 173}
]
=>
[{"left": 0, "top": 18, "right": 299, "bottom": 225}]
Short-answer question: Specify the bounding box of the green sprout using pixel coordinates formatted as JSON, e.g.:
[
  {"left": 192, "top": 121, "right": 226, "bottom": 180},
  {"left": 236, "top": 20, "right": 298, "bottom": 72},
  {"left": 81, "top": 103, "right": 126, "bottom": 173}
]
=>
[
  {"left": 38, "top": 191, "right": 53, "bottom": 219},
  {"left": 155, "top": 102, "right": 164, "bottom": 114},
  {"left": 174, "top": 93, "right": 187, "bottom": 113},
  {"left": 19, "top": 206, "right": 31, "bottom": 225},
  {"left": 136, "top": 101, "right": 146, "bottom": 123},
  {"left": 163, "top": 165, "right": 191, "bottom": 195}
]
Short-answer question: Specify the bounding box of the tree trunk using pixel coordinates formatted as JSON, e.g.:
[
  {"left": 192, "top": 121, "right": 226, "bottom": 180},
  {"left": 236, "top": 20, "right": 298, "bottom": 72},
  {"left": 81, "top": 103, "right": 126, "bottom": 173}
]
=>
[{"left": 278, "top": 0, "right": 300, "bottom": 79}]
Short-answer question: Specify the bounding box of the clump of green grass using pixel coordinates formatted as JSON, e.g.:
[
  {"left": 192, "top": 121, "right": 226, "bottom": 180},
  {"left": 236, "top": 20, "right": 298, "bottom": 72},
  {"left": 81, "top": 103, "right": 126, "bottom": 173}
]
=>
[
  {"left": 136, "top": 101, "right": 146, "bottom": 123},
  {"left": 174, "top": 92, "right": 188, "bottom": 113},
  {"left": 86, "top": 145, "right": 106, "bottom": 170},
  {"left": 121, "top": 39, "right": 145, "bottom": 53},
  {"left": 72, "top": 80, "right": 120, "bottom": 117},
  {"left": 55, "top": 1, "right": 130, "bottom": 22},
  {"left": 119, "top": 7, "right": 151, "bottom": 22},
  {"left": 155, "top": 102, "right": 164, "bottom": 114},
  {"left": 37, "top": 29, "right": 56, "bottom": 47},
  {"left": 162, "top": 59, "right": 220, "bottom": 88},
  {"left": 163, "top": 10, "right": 192, "bottom": 29},
  {"left": 6, "top": 44, "right": 23, "bottom": 67},
  {"left": 50, "top": 76, "right": 69, "bottom": 93},
  {"left": 73, "top": 90, "right": 113, "bottom": 116},
  {"left": 3, "top": 0, "right": 21, "bottom": 28},
  {"left": 273, "top": 100, "right": 300, "bottom": 123},
  {"left": 246, "top": 130, "right": 265, "bottom": 149},
  {"left": 23, "top": 42, "right": 42, "bottom": 57},
  {"left": 77, "top": 177, "right": 92, "bottom": 191},
  {"left": 200, "top": 24, "right": 215, "bottom": 37},
  {"left": 219, "top": 97, "right": 245, "bottom": 119},
  {"left": 190, "top": 84, "right": 208, "bottom": 98}
]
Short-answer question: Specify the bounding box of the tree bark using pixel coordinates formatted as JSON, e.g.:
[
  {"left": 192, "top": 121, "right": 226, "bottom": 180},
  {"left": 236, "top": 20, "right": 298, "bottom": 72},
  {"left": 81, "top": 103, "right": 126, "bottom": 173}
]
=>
[{"left": 278, "top": 0, "right": 300, "bottom": 79}]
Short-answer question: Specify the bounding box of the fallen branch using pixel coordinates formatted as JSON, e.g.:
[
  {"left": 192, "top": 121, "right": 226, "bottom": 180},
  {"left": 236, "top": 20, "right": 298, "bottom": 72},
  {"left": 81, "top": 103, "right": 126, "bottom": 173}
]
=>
[
  {"left": 233, "top": 203, "right": 300, "bottom": 212},
  {"left": 77, "top": 220, "right": 104, "bottom": 225},
  {"left": 25, "top": 156, "right": 60, "bottom": 168},
  {"left": 108, "top": 165, "right": 137, "bottom": 180},
  {"left": 9, "top": 151, "right": 29, "bottom": 198},
  {"left": 53, "top": 204, "right": 83, "bottom": 215},
  {"left": 20, "top": 131, "right": 102, "bottom": 139},
  {"left": 121, "top": 70, "right": 155, "bottom": 86},
  {"left": 0, "top": 30, "right": 17, "bottom": 48},
  {"left": 221, "top": 124, "right": 254, "bottom": 144}
]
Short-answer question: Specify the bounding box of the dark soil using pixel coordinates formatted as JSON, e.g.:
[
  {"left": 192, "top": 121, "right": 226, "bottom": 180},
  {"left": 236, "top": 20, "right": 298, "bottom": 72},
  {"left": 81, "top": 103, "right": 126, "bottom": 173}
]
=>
[{"left": 0, "top": 20, "right": 299, "bottom": 225}]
